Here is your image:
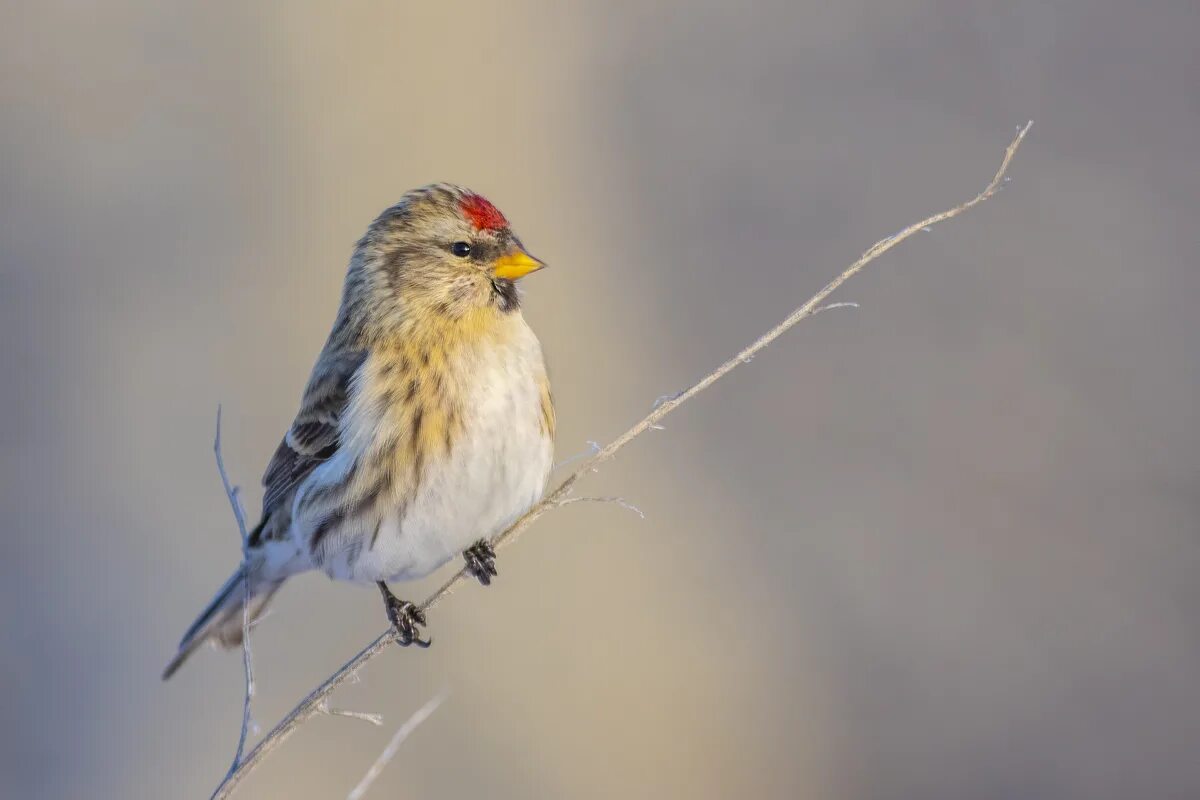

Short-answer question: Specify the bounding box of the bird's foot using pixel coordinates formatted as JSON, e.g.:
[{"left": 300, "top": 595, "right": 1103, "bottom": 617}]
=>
[
  {"left": 463, "top": 539, "right": 498, "bottom": 586},
  {"left": 377, "top": 582, "right": 430, "bottom": 647}
]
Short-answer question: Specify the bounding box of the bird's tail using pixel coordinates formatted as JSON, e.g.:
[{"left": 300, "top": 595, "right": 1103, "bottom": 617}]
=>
[{"left": 161, "top": 562, "right": 283, "bottom": 680}]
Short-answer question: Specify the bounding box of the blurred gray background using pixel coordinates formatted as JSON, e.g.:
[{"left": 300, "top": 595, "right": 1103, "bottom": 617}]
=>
[{"left": 3, "top": 1, "right": 1199, "bottom": 798}]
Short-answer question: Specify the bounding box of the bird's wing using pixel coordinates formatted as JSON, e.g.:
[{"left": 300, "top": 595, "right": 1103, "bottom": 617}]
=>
[{"left": 260, "top": 347, "right": 366, "bottom": 517}]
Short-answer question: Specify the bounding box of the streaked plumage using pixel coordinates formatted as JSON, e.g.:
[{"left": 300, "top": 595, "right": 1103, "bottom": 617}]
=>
[{"left": 164, "top": 184, "right": 554, "bottom": 678}]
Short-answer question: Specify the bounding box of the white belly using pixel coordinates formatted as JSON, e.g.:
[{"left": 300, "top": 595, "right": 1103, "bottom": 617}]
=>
[{"left": 314, "top": 335, "right": 553, "bottom": 584}]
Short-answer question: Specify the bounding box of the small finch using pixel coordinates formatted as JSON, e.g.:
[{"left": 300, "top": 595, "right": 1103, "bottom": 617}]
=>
[{"left": 164, "top": 184, "right": 554, "bottom": 678}]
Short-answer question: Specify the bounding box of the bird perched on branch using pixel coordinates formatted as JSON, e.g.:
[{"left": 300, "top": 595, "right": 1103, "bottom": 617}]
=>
[{"left": 164, "top": 184, "right": 554, "bottom": 679}]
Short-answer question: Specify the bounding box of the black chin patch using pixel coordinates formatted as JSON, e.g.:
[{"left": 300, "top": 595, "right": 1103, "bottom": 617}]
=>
[{"left": 491, "top": 278, "right": 520, "bottom": 312}]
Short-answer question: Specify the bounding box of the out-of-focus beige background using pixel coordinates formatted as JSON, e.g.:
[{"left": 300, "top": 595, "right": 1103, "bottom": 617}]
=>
[{"left": 3, "top": 2, "right": 1199, "bottom": 798}]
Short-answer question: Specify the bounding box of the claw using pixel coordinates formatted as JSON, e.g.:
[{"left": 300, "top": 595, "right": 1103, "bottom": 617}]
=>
[
  {"left": 378, "top": 583, "right": 431, "bottom": 648},
  {"left": 463, "top": 540, "right": 498, "bottom": 587}
]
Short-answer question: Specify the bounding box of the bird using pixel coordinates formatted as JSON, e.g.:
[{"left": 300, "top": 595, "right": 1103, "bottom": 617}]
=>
[{"left": 163, "top": 184, "right": 555, "bottom": 679}]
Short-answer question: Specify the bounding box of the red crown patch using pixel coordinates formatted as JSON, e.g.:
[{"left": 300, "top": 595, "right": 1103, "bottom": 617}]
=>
[{"left": 460, "top": 193, "right": 509, "bottom": 232}]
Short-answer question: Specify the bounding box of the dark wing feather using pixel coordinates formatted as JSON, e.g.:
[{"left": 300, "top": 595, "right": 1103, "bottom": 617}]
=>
[{"left": 260, "top": 348, "right": 366, "bottom": 517}]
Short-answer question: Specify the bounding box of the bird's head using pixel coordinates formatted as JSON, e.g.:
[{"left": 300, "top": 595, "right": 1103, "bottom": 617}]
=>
[{"left": 347, "top": 184, "right": 545, "bottom": 336}]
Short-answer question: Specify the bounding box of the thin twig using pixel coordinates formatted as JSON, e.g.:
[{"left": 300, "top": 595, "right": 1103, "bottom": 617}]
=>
[
  {"left": 213, "top": 407, "right": 256, "bottom": 787},
  {"left": 556, "top": 495, "right": 646, "bottom": 519},
  {"left": 214, "top": 407, "right": 250, "bottom": 543},
  {"left": 209, "top": 122, "right": 1033, "bottom": 799},
  {"left": 812, "top": 301, "right": 860, "bottom": 315},
  {"left": 346, "top": 690, "right": 449, "bottom": 800},
  {"left": 319, "top": 702, "right": 385, "bottom": 727},
  {"left": 553, "top": 440, "right": 602, "bottom": 470}
]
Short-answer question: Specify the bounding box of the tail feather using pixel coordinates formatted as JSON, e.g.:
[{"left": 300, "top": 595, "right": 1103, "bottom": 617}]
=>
[{"left": 162, "top": 565, "right": 281, "bottom": 680}]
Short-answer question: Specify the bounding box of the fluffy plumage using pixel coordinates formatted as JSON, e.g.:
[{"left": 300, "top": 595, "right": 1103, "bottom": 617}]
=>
[{"left": 164, "top": 184, "right": 554, "bottom": 678}]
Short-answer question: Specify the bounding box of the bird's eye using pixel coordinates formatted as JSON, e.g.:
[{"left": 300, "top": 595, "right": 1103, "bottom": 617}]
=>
[{"left": 450, "top": 241, "right": 472, "bottom": 258}]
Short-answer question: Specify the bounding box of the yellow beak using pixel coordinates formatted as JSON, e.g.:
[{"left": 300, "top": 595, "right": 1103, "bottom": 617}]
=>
[{"left": 492, "top": 248, "right": 546, "bottom": 281}]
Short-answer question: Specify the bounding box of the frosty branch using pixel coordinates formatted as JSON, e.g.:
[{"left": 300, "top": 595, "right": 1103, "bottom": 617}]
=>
[{"left": 210, "top": 122, "right": 1034, "bottom": 799}]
